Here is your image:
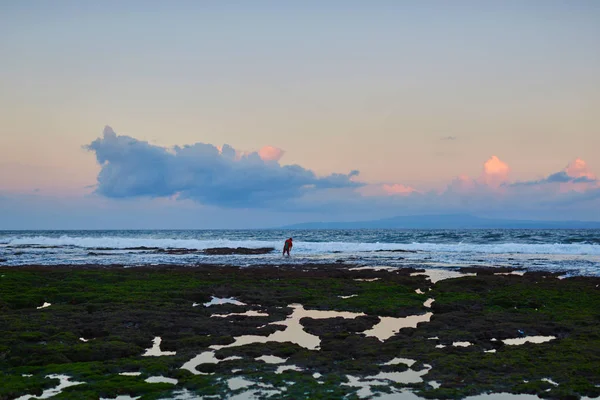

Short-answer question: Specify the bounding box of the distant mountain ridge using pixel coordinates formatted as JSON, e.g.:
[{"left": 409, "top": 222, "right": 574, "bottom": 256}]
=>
[{"left": 281, "top": 214, "right": 600, "bottom": 229}]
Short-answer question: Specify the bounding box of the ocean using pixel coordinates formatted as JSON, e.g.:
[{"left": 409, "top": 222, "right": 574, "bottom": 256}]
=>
[{"left": 1, "top": 229, "right": 599, "bottom": 277}]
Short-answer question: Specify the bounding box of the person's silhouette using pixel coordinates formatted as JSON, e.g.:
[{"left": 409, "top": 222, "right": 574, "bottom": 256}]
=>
[{"left": 283, "top": 237, "right": 293, "bottom": 256}]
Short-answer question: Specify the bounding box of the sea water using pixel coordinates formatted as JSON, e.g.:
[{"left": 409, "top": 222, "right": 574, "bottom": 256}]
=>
[{"left": 0, "top": 229, "right": 599, "bottom": 276}]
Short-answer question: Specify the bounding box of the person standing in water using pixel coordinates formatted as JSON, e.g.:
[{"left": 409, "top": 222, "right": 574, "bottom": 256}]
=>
[{"left": 283, "top": 237, "right": 293, "bottom": 256}]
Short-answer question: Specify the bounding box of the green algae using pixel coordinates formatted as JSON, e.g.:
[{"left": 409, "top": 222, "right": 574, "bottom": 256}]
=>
[{"left": 1, "top": 265, "right": 599, "bottom": 399}]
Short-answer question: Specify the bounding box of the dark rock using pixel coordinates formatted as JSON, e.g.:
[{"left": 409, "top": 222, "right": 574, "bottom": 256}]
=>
[
  {"left": 375, "top": 249, "right": 417, "bottom": 253},
  {"left": 156, "top": 248, "right": 201, "bottom": 255},
  {"left": 458, "top": 266, "right": 519, "bottom": 275},
  {"left": 203, "top": 247, "right": 275, "bottom": 255}
]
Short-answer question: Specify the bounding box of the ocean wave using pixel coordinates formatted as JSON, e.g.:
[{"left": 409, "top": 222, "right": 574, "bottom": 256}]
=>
[{"left": 3, "top": 235, "right": 600, "bottom": 256}]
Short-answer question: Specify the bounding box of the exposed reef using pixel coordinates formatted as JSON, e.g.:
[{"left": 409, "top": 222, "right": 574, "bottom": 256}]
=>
[{"left": 0, "top": 264, "right": 599, "bottom": 399}]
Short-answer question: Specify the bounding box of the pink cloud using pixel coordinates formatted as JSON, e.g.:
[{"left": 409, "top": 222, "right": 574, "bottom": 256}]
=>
[
  {"left": 445, "top": 156, "right": 510, "bottom": 195},
  {"left": 382, "top": 183, "right": 417, "bottom": 196},
  {"left": 479, "top": 155, "right": 510, "bottom": 189},
  {"left": 359, "top": 183, "right": 417, "bottom": 197},
  {"left": 565, "top": 158, "right": 596, "bottom": 180},
  {"left": 560, "top": 158, "right": 598, "bottom": 193},
  {"left": 448, "top": 174, "right": 477, "bottom": 192},
  {"left": 258, "top": 145, "right": 285, "bottom": 162}
]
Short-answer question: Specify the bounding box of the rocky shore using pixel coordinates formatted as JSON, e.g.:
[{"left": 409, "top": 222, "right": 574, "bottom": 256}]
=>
[{"left": 1, "top": 263, "right": 599, "bottom": 399}]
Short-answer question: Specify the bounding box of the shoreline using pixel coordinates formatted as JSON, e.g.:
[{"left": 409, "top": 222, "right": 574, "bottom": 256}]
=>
[{"left": 1, "top": 263, "right": 599, "bottom": 399}]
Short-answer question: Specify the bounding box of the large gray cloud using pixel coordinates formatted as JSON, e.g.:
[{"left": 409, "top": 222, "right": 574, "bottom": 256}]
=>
[{"left": 86, "top": 126, "right": 362, "bottom": 208}]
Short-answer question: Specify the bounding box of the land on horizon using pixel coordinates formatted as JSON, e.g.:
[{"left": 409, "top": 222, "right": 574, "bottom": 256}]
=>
[{"left": 281, "top": 214, "right": 600, "bottom": 230}]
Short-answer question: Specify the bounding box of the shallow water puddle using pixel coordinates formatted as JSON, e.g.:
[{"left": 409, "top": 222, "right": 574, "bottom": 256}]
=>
[
  {"left": 201, "top": 296, "right": 246, "bottom": 307},
  {"left": 542, "top": 378, "right": 559, "bottom": 386},
  {"left": 354, "top": 278, "right": 381, "bottom": 282},
  {"left": 36, "top": 302, "right": 51, "bottom": 310},
  {"left": 181, "top": 351, "right": 242, "bottom": 375},
  {"left": 210, "top": 304, "right": 365, "bottom": 351},
  {"left": 158, "top": 389, "right": 201, "bottom": 400},
  {"left": 502, "top": 336, "right": 556, "bottom": 345},
  {"left": 342, "top": 375, "right": 388, "bottom": 398},
  {"left": 343, "top": 364, "right": 431, "bottom": 399},
  {"left": 143, "top": 337, "right": 176, "bottom": 356},
  {"left": 182, "top": 304, "right": 367, "bottom": 374},
  {"left": 100, "top": 396, "right": 140, "bottom": 400},
  {"left": 255, "top": 355, "right": 287, "bottom": 364},
  {"left": 411, "top": 269, "right": 476, "bottom": 284},
  {"left": 228, "top": 377, "right": 254, "bottom": 390},
  {"left": 182, "top": 303, "right": 435, "bottom": 380},
  {"left": 381, "top": 357, "right": 416, "bottom": 367},
  {"left": 350, "top": 266, "right": 397, "bottom": 271},
  {"left": 368, "top": 363, "right": 432, "bottom": 384},
  {"left": 15, "top": 374, "right": 84, "bottom": 400},
  {"left": 465, "top": 393, "right": 551, "bottom": 399},
  {"left": 228, "top": 389, "right": 282, "bottom": 400},
  {"left": 453, "top": 341, "right": 473, "bottom": 347},
  {"left": 225, "top": 379, "right": 282, "bottom": 399},
  {"left": 339, "top": 294, "right": 358, "bottom": 299},
  {"left": 275, "top": 365, "right": 303, "bottom": 374},
  {"left": 79, "top": 337, "right": 89, "bottom": 342},
  {"left": 363, "top": 312, "right": 433, "bottom": 341},
  {"left": 145, "top": 376, "right": 178, "bottom": 385},
  {"left": 211, "top": 310, "right": 269, "bottom": 318}
]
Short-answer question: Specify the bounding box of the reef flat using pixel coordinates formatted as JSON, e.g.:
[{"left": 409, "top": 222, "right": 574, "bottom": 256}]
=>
[{"left": 0, "top": 264, "right": 599, "bottom": 399}]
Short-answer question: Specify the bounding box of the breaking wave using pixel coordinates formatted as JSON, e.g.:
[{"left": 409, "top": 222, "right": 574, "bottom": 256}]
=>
[{"left": 4, "top": 235, "right": 600, "bottom": 256}]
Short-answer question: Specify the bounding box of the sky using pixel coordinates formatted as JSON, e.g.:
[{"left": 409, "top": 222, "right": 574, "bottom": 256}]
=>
[{"left": 1, "top": 1, "right": 599, "bottom": 229}]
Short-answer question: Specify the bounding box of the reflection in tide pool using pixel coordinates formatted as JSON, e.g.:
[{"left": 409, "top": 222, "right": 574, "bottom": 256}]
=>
[
  {"left": 202, "top": 296, "right": 246, "bottom": 307},
  {"left": 145, "top": 376, "right": 178, "bottom": 385},
  {"left": 211, "top": 310, "right": 268, "bottom": 318},
  {"left": 411, "top": 269, "right": 476, "bottom": 284},
  {"left": 502, "top": 336, "right": 556, "bottom": 345},
  {"left": 181, "top": 351, "right": 242, "bottom": 375},
  {"left": 15, "top": 374, "right": 84, "bottom": 400},
  {"left": 210, "top": 304, "right": 365, "bottom": 351},
  {"left": 255, "top": 355, "right": 287, "bottom": 364},
  {"left": 364, "top": 312, "right": 433, "bottom": 341},
  {"left": 143, "top": 337, "right": 176, "bottom": 357}
]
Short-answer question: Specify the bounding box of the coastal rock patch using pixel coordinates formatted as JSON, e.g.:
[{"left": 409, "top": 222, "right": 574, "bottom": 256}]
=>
[{"left": 203, "top": 247, "right": 275, "bottom": 255}]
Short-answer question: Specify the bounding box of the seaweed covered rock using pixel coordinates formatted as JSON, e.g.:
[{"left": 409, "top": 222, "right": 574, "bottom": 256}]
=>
[{"left": 202, "top": 247, "right": 275, "bottom": 255}]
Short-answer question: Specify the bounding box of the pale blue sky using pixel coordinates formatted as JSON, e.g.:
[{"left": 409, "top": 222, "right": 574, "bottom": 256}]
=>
[{"left": 1, "top": 1, "right": 599, "bottom": 228}]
